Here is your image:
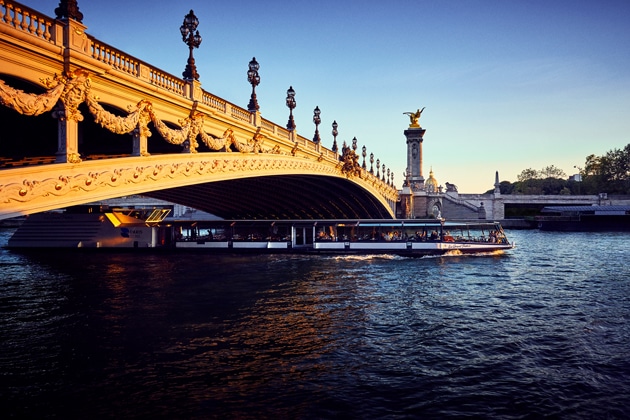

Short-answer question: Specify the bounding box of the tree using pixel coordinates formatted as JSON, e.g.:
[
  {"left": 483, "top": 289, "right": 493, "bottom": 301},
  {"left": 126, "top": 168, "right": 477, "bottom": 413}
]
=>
[
  {"left": 579, "top": 145, "right": 630, "bottom": 194},
  {"left": 540, "top": 165, "right": 566, "bottom": 179},
  {"left": 492, "top": 143, "right": 630, "bottom": 195},
  {"left": 517, "top": 168, "right": 540, "bottom": 182}
]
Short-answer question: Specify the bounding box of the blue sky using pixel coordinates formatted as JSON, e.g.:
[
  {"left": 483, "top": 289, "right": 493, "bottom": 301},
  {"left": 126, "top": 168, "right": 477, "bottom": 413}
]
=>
[{"left": 25, "top": 0, "right": 630, "bottom": 192}]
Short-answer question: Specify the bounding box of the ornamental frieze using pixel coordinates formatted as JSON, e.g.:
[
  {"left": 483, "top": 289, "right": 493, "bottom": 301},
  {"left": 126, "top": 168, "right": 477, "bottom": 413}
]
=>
[{"left": 1, "top": 156, "right": 350, "bottom": 205}]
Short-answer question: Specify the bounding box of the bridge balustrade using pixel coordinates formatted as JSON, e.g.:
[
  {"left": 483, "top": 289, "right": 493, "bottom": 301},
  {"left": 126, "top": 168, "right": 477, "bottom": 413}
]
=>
[
  {"left": 90, "top": 38, "right": 140, "bottom": 78},
  {"left": 201, "top": 91, "right": 227, "bottom": 113},
  {"left": 1, "top": 1, "right": 53, "bottom": 43}
]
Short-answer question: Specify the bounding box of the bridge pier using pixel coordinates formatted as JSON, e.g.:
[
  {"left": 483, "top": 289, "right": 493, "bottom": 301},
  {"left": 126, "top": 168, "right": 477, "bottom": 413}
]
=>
[
  {"left": 53, "top": 102, "right": 82, "bottom": 163},
  {"left": 131, "top": 127, "right": 149, "bottom": 156}
]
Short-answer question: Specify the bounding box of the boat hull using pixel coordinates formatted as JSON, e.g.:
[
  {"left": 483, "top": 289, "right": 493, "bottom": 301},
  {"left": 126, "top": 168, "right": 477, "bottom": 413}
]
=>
[{"left": 173, "top": 238, "right": 513, "bottom": 256}]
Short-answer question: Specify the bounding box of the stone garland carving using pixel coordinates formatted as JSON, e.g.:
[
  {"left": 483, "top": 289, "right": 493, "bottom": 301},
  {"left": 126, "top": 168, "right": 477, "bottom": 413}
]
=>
[
  {"left": 87, "top": 96, "right": 152, "bottom": 135},
  {"left": 0, "top": 77, "right": 66, "bottom": 116},
  {"left": 0, "top": 69, "right": 397, "bottom": 203},
  {"left": 150, "top": 113, "right": 191, "bottom": 148},
  {"left": 198, "top": 127, "right": 255, "bottom": 153},
  {"left": 0, "top": 71, "right": 299, "bottom": 157}
]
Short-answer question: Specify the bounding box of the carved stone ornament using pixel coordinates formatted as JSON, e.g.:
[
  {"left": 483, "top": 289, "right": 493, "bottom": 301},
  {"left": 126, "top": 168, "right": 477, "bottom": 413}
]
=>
[
  {"left": 200, "top": 127, "right": 246, "bottom": 152},
  {"left": 87, "top": 97, "right": 153, "bottom": 135},
  {"left": 1, "top": 156, "right": 339, "bottom": 205},
  {"left": 150, "top": 114, "right": 191, "bottom": 149},
  {"left": 340, "top": 146, "right": 362, "bottom": 178},
  {"left": 0, "top": 68, "right": 286, "bottom": 156},
  {"left": 0, "top": 78, "right": 66, "bottom": 116},
  {"left": 57, "top": 69, "right": 91, "bottom": 123}
]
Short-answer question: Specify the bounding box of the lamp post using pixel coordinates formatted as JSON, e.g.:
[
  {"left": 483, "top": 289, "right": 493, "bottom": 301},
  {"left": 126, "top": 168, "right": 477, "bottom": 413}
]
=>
[
  {"left": 180, "top": 10, "right": 202, "bottom": 81},
  {"left": 312, "top": 106, "right": 321, "bottom": 143},
  {"left": 370, "top": 153, "right": 374, "bottom": 174},
  {"left": 286, "top": 86, "right": 296, "bottom": 131},
  {"left": 331, "top": 120, "right": 338, "bottom": 154},
  {"left": 362, "top": 145, "right": 367, "bottom": 169},
  {"left": 382, "top": 164, "right": 386, "bottom": 182},
  {"left": 376, "top": 158, "right": 380, "bottom": 178},
  {"left": 247, "top": 57, "right": 260, "bottom": 112}
]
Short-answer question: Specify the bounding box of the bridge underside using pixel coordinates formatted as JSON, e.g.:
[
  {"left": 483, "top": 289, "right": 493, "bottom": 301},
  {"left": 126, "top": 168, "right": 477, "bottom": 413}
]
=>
[{"left": 145, "top": 175, "right": 394, "bottom": 220}]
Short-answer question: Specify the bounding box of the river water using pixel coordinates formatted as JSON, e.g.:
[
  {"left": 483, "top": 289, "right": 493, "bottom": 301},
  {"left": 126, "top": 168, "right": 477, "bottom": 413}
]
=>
[{"left": 1, "top": 228, "right": 629, "bottom": 419}]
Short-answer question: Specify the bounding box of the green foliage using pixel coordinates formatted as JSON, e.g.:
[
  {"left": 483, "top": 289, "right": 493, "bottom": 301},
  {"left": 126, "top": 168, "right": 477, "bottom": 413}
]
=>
[{"left": 499, "top": 143, "right": 630, "bottom": 195}]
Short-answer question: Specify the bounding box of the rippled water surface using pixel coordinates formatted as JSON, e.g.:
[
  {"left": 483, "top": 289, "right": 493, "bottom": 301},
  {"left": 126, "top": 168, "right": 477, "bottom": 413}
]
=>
[{"left": 1, "top": 229, "right": 629, "bottom": 418}]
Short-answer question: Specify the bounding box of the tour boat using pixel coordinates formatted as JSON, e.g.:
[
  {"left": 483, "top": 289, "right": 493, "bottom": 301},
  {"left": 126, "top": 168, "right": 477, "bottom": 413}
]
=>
[
  {"left": 7, "top": 205, "right": 515, "bottom": 256},
  {"left": 174, "top": 218, "right": 514, "bottom": 256}
]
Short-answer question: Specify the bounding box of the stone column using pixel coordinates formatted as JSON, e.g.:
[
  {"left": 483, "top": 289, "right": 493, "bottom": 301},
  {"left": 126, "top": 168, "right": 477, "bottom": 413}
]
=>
[
  {"left": 131, "top": 126, "right": 149, "bottom": 156},
  {"left": 53, "top": 102, "right": 82, "bottom": 163},
  {"left": 400, "top": 186, "right": 414, "bottom": 218},
  {"left": 52, "top": 69, "right": 90, "bottom": 164},
  {"left": 131, "top": 103, "right": 152, "bottom": 156},
  {"left": 404, "top": 127, "right": 426, "bottom": 190}
]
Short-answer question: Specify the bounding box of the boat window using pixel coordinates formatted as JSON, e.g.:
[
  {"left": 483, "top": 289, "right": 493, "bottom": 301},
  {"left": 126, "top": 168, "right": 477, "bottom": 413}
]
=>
[{"left": 146, "top": 208, "right": 171, "bottom": 223}]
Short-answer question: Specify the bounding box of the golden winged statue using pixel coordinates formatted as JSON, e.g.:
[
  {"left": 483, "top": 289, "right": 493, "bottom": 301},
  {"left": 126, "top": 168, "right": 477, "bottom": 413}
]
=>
[{"left": 403, "top": 107, "right": 425, "bottom": 128}]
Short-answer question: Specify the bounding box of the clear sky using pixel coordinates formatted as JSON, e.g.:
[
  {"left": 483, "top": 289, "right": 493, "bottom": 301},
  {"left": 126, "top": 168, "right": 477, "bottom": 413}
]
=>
[{"left": 25, "top": 0, "right": 630, "bottom": 193}]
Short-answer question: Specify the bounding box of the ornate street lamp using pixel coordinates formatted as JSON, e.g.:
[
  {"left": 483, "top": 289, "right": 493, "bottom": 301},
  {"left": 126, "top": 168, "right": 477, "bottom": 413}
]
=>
[
  {"left": 247, "top": 57, "right": 260, "bottom": 112},
  {"left": 331, "top": 120, "right": 338, "bottom": 154},
  {"left": 312, "top": 106, "right": 321, "bottom": 143},
  {"left": 286, "top": 86, "right": 296, "bottom": 131},
  {"left": 362, "top": 146, "right": 367, "bottom": 169},
  {"left": 387, "top": 168, "right": 391, "bottom": 185},
  {"left": 180, "top": 10, "right": 202, "bottom": 81},
  {"left": 376, "top": 158, "right": 380, "bottom": 178},
  {"left": 382, "top": 164, "right": 386, "bottom": 182},
  {"left": 370, "top": 153, "right": 374, "bottom": 174},
  {"left": 352, "top": 137, "right": 357, "bottom": 151}
]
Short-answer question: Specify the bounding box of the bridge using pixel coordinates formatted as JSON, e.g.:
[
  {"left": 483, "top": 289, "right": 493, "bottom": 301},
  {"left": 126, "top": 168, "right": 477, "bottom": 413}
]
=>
[{"left": 0, "top": 0, "right": 398, "bottom": 221}]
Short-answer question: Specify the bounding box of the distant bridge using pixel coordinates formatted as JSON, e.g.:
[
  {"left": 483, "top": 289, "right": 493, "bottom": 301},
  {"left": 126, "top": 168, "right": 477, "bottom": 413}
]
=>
[{"left": 0, "top": 0, "right": 398, "bottom": 220}]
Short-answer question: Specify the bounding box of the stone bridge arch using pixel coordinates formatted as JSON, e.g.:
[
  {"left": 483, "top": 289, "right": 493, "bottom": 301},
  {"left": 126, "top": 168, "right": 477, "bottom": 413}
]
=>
[{"left": 0, "top": 0, "right": 399, "bottom": 220}]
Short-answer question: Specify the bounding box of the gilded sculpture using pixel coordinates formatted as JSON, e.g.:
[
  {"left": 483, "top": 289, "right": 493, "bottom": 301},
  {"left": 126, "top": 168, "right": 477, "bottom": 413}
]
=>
[{"left": 403, "top": 107, "right": 425, "bottom": 128}]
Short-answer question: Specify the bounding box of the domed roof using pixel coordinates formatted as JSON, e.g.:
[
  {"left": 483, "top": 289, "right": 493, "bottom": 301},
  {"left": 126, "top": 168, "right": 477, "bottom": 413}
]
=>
[{"left": 425, "top": 168, "right": 438, "bottom": 192}]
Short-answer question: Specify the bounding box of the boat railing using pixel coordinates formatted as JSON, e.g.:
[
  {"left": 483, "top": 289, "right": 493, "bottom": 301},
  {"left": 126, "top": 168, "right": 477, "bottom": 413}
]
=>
[
  {"left": 177, "top": 234, "right": 291, "bottom": 242},
  {"left": 314, "top": 232, "right": 505, "bottom": 244}
]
